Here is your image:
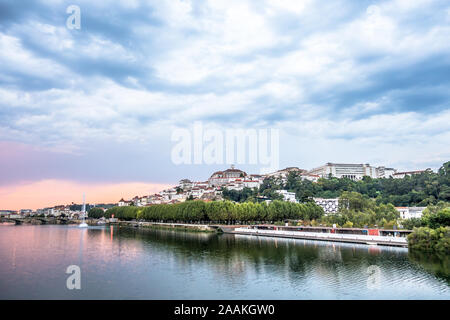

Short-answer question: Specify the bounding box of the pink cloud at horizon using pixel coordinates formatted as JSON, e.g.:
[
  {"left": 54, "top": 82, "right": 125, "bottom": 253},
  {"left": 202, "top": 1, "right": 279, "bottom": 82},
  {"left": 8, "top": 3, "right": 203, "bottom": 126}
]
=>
[{"left": 0, "top": 179, "right": 174, "bottom": 211}]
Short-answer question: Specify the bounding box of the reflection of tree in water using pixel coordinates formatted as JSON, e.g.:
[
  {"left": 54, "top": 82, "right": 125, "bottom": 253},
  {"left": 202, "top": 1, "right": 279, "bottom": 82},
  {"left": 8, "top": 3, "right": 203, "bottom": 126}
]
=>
[
  {"left": 408, "top": 251, "right": 450, "bottom": 283},
  {"left": 113, "top": 227, "right": 416, "bottom": 287}
]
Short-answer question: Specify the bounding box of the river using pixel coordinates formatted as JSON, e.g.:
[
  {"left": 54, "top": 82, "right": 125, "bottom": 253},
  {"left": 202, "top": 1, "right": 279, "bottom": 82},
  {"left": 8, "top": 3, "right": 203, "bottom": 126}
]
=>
[{"left": 0, "top": 224, "right": 449, "bottom": 299}]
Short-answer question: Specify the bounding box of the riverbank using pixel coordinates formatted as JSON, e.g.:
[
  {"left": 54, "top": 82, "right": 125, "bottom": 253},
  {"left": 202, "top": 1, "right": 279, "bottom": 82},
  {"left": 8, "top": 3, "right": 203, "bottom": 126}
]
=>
[
  {"left": 231, "top": 227, "right": 408, "bottom": 247},
  {"left": 116, "top": 221, "right": 409, "bottom": 247},
  {"left": 116, "top": 221, "right": 219, "bottom": 233},
  {"left": 0, "top": 216, "right": 221, "bottom": 233},
  {"left": 1, "top": 217, "right": 411, "bottom": 247}
]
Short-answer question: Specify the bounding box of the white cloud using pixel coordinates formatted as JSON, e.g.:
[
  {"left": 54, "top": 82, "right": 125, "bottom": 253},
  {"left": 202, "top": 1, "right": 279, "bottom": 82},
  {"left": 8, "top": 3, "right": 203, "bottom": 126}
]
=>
[
  {"left": 265, "top": 0, "right": 313, "bottom": 15},
  {"left": 0, "top": 33, "right": 69, "bottom": 80},
  {"left": 0, "top": 0, "right": 448, "bottom": 175}
]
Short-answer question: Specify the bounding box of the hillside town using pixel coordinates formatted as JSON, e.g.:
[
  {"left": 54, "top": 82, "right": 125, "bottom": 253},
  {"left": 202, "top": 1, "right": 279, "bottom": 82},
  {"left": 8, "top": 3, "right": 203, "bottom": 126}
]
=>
[
  {"left": 118, "top": 163, "right": 431, "bottom": 208},
  {"left": 1, "top": 162, "right": 431, "bottom": 220}
]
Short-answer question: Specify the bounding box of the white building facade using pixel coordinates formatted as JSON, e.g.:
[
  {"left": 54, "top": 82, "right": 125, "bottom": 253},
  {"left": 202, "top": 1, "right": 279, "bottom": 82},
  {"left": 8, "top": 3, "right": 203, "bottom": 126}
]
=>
[
  {"left": 308, "top": 163, "right": 398, "bottom": 180},
  {"left": 314, "top": 198, "right": 339, "bottom": 214},
  {"left": 392, "top": 170, "right": 429, "bottom": 179},
  {"left": 275, "top": 190, "right": 297, "bottom": 203},
  {"left": 396, "top": 207, "right": 426, "bottom": 219},
  {"left": 208, "top": 166, "right": 247, "bottom": 187}
]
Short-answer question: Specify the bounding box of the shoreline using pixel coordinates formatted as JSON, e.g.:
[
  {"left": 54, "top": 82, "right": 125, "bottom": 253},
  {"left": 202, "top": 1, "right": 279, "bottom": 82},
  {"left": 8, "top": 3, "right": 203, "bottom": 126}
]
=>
[
  {"left": 0, "top": 217, "right": 408, "bottom": 248},
  {"left": 1, "top": 217, "right": 410, "bottom": 247},
  {"left": 230, "top": 227, "right": 408, "bottom": 247},
  {"left": 116, "top": 221, "right": 219, "bottom": 233}
]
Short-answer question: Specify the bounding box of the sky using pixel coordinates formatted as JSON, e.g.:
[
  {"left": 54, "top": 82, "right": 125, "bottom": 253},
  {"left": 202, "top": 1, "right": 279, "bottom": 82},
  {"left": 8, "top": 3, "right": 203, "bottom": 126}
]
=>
[{"left": 0, "top": 0, "right": 449, "bottom": 210}]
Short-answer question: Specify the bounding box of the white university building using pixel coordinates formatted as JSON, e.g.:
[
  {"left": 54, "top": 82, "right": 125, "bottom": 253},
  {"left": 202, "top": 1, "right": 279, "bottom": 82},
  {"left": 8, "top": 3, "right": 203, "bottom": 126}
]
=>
[{"left": 308, "top": 163, "right": 397, "bottom": 180}]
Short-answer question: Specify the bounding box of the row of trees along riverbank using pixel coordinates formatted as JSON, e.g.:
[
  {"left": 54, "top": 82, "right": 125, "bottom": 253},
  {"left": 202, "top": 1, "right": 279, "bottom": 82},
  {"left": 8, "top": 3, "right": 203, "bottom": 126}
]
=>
[
  {"left": 405, "top": 203, "right": 450, "bottom": 254},
  {"left": 100, "top": 200, "right": 324, "bottom": 224}
]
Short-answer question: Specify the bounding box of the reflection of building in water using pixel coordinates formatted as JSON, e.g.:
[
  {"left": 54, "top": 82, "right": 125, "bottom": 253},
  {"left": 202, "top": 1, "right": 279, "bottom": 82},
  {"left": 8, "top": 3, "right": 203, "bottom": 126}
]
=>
[
  {"left": 210, "top": 252, "right": 248, "bottom": 287},
  {"left": 368, "top": 246, "right": 381, "bottom": 255},
  {"left": 231, "top": 259, "right": 245, "bottom": 275}
]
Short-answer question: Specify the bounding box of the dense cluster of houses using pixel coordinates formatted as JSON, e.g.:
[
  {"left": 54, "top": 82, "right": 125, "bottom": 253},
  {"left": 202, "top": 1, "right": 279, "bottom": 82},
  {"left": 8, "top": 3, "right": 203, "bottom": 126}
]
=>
[
  {"left": 118, "top": 165, "right": 259, "bottom": 206},
  {"left": 116, "top": 166, "right": 323, "bottom": 207},
  {"left": 33, "top": 205, "right": 95, "bottom": 218}
]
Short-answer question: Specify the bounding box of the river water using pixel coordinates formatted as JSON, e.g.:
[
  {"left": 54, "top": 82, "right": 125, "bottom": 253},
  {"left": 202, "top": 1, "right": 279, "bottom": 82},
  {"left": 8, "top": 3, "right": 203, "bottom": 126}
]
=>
[{"left": 0, "top": 224, "right": 449, "bottom": 299}]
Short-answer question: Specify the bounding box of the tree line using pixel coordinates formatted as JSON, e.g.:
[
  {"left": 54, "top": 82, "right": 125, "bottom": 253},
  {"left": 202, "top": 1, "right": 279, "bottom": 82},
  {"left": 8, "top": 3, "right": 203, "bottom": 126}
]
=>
[{"left": 99, "top": 200, "right": 324, "bottom": 224}]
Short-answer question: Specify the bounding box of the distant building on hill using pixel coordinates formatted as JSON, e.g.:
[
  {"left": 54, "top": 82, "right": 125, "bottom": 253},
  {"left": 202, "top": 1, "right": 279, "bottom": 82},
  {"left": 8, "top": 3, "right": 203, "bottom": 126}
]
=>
[
  {"left": 308, "top": 163, "right": 399, "bottom": 180},
  {"left": 313, "top": 198, "right": 339, "bottom": 214},
  {"left": 392, "top": 169, "right": 431, "bottom": 179},
  {"left": 266, "top": 167, "right": 307, "bottom": 178},
  {"left": 118, "top": 198, "right": 131, "bottom": 207},
  {"left": 275, "top": 190, "right": 297, "bottom": 202},
  {"left": 0, "top": 210, "right": 18, "bottom": 217},
  {"left": 19, "top": 209, "right": 33, "bottom": 215},
  {"left": 179, "top": 179, "right": 193, "bottom": 190},
  {"left": 208, "top": 165, "right": 247, "bottom": 186}
]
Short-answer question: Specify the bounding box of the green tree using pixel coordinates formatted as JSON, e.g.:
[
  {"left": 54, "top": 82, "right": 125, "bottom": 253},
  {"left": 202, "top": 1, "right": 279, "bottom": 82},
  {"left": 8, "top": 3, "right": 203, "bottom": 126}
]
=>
[
  {"left": 88, "top": 207, "right": 105, "bottom": 219},
  {"left": 422, "top": 207, "right": 450, "bottom": 229}
]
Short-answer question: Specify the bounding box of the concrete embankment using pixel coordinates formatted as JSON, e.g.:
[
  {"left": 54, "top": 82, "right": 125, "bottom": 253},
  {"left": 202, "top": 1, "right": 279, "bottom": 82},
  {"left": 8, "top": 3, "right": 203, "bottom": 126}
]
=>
[
  {"left": 230, "top": 227, "right": 409, "bottom": 247},
  {"left": 116, "top": 221, "right": 218, "bottom": 233}
]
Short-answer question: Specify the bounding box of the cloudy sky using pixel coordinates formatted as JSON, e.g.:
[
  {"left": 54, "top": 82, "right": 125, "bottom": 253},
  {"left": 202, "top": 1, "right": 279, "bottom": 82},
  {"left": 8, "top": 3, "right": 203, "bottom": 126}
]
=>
[{"left": 0, "top": 0, "right": 449, "bottom": 209}]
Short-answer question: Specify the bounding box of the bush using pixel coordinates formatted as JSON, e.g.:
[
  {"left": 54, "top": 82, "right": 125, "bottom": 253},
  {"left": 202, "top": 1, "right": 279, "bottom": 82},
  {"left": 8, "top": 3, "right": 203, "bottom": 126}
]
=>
[
  {"left": 401, "top": 218, "right": 424, "bottom": 230},
  {"left": 342, "top": 221, "right": 353, "bottom": 228},
  {"left": 422, "top": 208, "right": 450, "bottom": 229},
  {"left": 408, "top": 226, "right": 450, "bottom": 253}
]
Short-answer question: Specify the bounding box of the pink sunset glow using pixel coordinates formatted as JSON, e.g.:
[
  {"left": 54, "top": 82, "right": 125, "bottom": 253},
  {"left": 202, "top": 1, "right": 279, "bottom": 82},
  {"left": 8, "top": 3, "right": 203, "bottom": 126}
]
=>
[{"left": 0, "top": 180, "right": 173, "bottom": 210}]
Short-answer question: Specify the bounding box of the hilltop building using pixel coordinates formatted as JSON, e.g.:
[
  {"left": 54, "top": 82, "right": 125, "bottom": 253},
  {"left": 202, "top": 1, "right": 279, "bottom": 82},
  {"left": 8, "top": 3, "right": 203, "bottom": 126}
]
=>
[
  {"left": 265, "top": 167, "right": 321, "bottom": 183},
  {"left": 376, "top": 166, "right": 397, "bottom": 178},
  {"left": 308, "top": 163, "right": 398, "bottom": 180},
  {"left": 118, "top": 198, "right": 131, "bottom": 207},
  {"left": 392, "top": 170, "right": 430, "bottom": 179},
  {"left": 208, "top": 165, "right": 247, "bottom": 186},
  {"left": 179, "top": 179, "right": 193, "bottom": 190},
  {"left": 266, "top": 167, "right": 306, "bottom": 178}
]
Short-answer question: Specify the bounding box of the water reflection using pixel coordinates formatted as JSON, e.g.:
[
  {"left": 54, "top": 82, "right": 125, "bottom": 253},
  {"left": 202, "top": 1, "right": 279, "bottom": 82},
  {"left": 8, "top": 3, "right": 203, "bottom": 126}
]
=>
[
  {"left": 408, "top": 251, "right": 450, "bottom": 283},
  {"left": 115, "top": 227, "right": 449, "bottom": 298},
  {"left": 0, "top": 224, "right": 449, "bottom": 299}
]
